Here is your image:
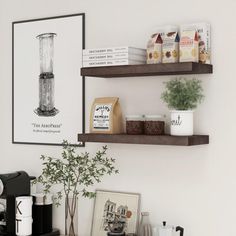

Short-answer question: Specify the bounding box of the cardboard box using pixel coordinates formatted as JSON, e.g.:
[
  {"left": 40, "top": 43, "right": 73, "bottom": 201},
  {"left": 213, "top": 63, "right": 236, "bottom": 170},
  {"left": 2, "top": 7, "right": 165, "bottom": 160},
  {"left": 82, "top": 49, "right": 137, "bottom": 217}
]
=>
[
  {"left": 180, "top": 28, "right": 199, "bottom": 62},
  {"left": 181, "top": 23, "right": 211, "bottom": 64},
  {"left": 162, "top": 31, "right": 180, "bottom": 63},
  {"left": 146, "top": 33, "right": 163, "bottom": 64}
]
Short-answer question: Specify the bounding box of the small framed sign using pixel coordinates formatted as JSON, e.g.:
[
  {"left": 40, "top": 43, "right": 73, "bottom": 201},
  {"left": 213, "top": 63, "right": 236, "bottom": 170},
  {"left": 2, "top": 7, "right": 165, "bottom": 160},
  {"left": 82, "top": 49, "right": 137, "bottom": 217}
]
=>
[{"left": 91, "top": 190, "right": 141, "bottom": 236}]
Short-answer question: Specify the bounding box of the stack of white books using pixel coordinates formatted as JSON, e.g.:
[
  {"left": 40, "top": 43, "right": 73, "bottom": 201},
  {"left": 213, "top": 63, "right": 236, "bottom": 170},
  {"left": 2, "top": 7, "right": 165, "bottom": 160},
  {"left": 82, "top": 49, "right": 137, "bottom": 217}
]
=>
[{"left": 82, "top": 46, "right": 146, "bottom": 67}]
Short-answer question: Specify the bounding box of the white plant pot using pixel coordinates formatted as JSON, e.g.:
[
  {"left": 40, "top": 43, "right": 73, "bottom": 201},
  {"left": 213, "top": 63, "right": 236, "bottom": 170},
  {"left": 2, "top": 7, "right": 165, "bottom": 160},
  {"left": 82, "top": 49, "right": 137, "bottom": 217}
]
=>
[{"left": 170, "top": 110, "right": 193, "bottom": 136}]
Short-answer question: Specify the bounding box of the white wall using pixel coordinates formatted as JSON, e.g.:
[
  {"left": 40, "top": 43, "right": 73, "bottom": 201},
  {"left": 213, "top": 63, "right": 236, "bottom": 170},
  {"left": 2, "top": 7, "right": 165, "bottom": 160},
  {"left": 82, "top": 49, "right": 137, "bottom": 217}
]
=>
[{"left": 1, "top": 0, "right": 236, "bottom": 235}]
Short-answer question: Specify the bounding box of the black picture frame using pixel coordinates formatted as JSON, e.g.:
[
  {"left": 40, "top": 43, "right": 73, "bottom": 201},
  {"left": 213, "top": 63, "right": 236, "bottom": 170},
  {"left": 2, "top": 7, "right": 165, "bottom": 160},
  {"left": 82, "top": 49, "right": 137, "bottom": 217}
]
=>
[{"left": 12, "top": 13, "right": 85, "bottom": 146}]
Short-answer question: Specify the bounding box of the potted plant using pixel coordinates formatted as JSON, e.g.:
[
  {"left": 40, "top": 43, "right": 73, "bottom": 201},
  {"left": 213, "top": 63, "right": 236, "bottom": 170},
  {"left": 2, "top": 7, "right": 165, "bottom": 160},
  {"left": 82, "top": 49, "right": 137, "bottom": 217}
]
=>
[
  {"left": 161, "top": 78, "right": 204, "bottom": 136},
  {"left": 34, "top": 141, "right": 118, "bottom": 236}
]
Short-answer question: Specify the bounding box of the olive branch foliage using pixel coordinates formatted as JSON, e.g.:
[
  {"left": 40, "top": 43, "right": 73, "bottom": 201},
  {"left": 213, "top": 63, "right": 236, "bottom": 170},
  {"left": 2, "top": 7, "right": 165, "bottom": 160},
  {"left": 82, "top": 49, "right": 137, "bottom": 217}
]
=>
[
  {"left": 33, "top": 141, "right": 119, "bottom": 207},
  {"left": 161, "top": 78, "right": 204, "bottom": 110}
]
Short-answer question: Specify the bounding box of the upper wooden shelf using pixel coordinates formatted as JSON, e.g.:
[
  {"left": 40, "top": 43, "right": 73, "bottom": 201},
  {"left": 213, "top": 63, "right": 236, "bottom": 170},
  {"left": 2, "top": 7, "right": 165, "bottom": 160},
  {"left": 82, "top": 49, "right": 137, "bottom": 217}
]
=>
[
  {"left": 78, "top": 133, "right": 209, "bottom": 146},
  {"left": 81, "top": 62, "right": 213, "bottom": 78}
]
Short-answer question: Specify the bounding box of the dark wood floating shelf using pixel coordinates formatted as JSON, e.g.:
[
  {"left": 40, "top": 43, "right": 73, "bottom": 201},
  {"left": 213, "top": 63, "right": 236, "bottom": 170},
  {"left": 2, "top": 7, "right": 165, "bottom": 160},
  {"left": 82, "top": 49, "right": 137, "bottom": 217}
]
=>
[
  {"left": 81, "top": 62, "right": 213, "bottom": 78},
  {"left": 78, "top": 133, "right": 209, "bottom": 146}
]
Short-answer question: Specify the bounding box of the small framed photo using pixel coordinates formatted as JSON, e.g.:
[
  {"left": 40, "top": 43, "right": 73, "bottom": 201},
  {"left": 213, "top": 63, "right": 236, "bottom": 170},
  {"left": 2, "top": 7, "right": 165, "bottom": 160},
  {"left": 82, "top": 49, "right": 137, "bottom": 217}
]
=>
[{"left": 91, "top": 190, "right": 141, "bottom": 236}]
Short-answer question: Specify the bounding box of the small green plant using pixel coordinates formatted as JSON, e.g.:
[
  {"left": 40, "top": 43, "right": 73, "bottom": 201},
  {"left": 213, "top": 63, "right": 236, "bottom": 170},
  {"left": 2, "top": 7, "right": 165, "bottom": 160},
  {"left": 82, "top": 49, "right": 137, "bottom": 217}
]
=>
[
  {"left": 33, "top": 141, "right": 118, "bottom": 236},
  {"left": 161, "top": 78, "right": 204, "bottom": 110}
]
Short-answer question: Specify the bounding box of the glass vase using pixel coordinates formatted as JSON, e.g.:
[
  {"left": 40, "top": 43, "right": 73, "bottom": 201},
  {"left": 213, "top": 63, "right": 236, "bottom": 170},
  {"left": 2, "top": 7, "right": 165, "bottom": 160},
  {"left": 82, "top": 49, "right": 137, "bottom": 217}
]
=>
[{"left": 65, "top": 196, "right": 78, "bottom": 236}]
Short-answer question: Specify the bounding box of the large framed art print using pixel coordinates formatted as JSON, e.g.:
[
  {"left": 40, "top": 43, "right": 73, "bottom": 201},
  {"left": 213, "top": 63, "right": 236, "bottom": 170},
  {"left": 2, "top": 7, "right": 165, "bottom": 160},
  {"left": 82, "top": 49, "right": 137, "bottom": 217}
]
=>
[{"left": 12, "top": 13, "right": 85, "bottom": 146}]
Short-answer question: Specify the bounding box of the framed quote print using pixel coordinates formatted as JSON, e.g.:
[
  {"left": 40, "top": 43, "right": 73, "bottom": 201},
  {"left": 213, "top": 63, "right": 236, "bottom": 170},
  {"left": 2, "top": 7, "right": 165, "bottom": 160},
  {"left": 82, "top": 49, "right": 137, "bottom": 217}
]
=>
[{"left": 12, "top": 13, "right": 85, "bottom": 146}]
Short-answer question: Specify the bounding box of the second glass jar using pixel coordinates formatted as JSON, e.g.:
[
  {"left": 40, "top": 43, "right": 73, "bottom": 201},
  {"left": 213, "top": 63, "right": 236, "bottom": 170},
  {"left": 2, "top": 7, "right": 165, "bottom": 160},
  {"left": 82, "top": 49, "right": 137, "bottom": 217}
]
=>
[{"left": 144, "top": 115, "right": 165, "bottom": 135}]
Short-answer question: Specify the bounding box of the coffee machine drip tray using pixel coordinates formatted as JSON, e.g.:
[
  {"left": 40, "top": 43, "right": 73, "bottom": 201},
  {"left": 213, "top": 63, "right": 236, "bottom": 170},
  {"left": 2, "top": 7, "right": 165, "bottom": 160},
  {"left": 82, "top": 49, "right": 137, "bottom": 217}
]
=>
[
  {"left": 39, "top": 229, "right": 60, "bottom": 236},
  {"left": 0, "top": 228, "right": 7, "bottom": 236},
  {"left": 0, "top": 228, "right": 59, "bottom": 236}
]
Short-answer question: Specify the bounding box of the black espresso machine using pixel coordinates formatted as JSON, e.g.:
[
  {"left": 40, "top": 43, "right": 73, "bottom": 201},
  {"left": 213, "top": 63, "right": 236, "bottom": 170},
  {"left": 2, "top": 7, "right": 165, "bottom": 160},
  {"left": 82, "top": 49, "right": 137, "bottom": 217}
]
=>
[
  {"left": 0, "top": 171, "right": 60, "bottom": 236},
  {"left": 0, "top": 171, "right": 30, "bottom": 236}
]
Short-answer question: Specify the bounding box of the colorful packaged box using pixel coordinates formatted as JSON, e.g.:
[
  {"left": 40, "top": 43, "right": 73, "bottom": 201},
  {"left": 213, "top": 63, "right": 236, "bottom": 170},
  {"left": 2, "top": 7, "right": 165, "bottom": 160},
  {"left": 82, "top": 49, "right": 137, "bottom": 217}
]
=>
[
  {"left": 180, "top": 23, "right": 211, "bottom": 64},
  {"left": 146, "top": 33, "right": 163, "bottom": 64},
  {"left": 162, "top": 26, "right": 180, "bottom": 63},
  {"left": 180, "top": 27, "right": 199, "bottom": 62}
]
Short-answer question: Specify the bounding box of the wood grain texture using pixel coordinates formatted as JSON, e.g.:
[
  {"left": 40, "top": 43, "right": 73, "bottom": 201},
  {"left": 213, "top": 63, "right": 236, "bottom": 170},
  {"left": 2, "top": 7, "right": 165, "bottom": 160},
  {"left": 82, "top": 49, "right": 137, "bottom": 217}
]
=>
[
  {"left": 81, "top": 62, "right": 213, "bottom": 78},
  {"left": 78, "top": 133, "right": 209, "bottom": 146}
]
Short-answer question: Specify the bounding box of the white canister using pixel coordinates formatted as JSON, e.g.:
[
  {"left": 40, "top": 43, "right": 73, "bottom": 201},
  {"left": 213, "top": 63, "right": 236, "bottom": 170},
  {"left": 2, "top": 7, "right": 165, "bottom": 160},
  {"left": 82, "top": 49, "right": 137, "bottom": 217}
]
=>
[
  {"left": 170, "top": 110, "right": 193, "bottom": 136},
  {"left": 16, "top": 196, "right": 32, "bottom": 218},
  {"left": 15, "top": 217, "right": 32, "bottom": 236}
]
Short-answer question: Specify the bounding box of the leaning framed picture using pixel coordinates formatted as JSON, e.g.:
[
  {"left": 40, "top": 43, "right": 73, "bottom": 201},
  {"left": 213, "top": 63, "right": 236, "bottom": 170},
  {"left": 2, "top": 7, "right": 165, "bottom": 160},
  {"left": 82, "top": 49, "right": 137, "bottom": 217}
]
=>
[
  {"left": 91, "top": 190, "right": 141, "bottom": 236},
  {"left": 12, "top": 13, "right": 85, "bottom": 146}
]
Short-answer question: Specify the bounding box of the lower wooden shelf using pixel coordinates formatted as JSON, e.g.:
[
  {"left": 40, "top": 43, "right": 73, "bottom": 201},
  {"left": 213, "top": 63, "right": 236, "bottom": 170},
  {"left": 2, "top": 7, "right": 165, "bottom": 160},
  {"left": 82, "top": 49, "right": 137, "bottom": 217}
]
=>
[{"left": 78, "top": 133, "right": 209, "bottom": 146}]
